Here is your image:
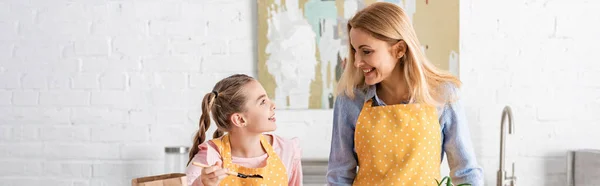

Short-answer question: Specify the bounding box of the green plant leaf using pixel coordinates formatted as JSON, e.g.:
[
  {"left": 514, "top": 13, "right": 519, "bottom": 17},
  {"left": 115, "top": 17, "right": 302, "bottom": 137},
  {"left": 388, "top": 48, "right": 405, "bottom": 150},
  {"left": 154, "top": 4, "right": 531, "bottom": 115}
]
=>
[
  {"left": 438, "top": 177, "right": 449, "bottom": 186},
  {"left": 446, "top": 177, "right": 453, "bottom": 186}
]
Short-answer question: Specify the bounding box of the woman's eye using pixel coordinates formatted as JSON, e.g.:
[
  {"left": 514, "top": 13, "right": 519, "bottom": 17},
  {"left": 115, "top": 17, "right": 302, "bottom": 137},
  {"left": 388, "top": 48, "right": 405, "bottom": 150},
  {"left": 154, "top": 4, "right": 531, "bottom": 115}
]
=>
[{"left": 363, "top": 50, "right": 372, "bottom": 55}]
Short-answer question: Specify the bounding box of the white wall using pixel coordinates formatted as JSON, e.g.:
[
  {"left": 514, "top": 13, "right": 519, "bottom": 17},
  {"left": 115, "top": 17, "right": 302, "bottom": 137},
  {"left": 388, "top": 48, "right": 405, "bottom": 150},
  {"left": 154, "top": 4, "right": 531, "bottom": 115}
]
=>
[
  {"left": 0, "top": 0, "right": 599, "bottom": 185},
  {"left": 461, "top": 0, "right": 600, "bottom": 185}
]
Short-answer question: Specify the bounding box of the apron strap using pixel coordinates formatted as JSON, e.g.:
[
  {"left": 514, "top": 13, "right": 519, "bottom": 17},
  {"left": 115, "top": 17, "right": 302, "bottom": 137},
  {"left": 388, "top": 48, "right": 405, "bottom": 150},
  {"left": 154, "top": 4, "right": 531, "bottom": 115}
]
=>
[
  {"left": 260, "top": 135, "right": 277, "bottom": 157},
  {"left": 219, "top": 135, "right": 277, "bottom": 165},
  {"left": 220, "top": 135, "right": 233, "bottom": 165},
  {"left": 363, "top": 99, "right": 375, "bottom": 109}
]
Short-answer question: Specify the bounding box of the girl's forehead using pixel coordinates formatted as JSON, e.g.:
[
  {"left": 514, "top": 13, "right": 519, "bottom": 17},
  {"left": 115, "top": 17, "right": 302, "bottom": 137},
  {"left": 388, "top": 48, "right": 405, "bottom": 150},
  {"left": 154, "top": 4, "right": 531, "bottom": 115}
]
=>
[{"left": 244, "top": 81, "right": 266, "bottom": 96}]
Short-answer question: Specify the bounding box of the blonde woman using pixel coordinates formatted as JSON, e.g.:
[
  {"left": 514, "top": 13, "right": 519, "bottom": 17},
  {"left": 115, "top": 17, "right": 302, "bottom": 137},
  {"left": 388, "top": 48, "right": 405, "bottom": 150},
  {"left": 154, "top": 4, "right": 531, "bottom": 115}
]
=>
[{"left": 327, "top": 2, "right": 483, "bottom": 186}]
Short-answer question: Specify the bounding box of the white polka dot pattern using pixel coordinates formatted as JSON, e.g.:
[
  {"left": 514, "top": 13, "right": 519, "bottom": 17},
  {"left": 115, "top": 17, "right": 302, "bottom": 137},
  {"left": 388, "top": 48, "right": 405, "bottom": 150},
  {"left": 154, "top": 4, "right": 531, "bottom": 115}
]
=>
[
  {"left": 210, "top": 135, "right": 288, "bottom": 186},
  {"left": 353, "top": 100, "right": 442, "bottom": 186}
]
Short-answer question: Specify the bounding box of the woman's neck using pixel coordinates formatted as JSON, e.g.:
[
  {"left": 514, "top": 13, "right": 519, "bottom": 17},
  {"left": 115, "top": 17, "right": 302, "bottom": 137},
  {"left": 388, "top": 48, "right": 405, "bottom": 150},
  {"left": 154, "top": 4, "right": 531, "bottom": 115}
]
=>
[{"left": 377, "top": 64, "right": 409, "bottom": 105}]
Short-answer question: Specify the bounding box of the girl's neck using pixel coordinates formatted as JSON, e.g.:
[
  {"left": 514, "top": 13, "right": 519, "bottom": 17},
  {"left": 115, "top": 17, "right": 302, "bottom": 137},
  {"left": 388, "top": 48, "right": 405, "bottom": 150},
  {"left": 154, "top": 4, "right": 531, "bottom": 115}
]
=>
[{"left": 228, "top": 132, "right": 269, "bottom": 158}]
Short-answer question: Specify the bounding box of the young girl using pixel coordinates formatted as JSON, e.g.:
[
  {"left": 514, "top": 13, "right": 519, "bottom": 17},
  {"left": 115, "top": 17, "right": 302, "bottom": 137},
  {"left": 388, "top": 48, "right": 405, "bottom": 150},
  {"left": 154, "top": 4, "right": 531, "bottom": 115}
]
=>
[
  {"left": 185, "top": 74, "right": 302, "bottom": 186},
  {"left": 327, "top": 2, "right": 483, "bottom": 186}
]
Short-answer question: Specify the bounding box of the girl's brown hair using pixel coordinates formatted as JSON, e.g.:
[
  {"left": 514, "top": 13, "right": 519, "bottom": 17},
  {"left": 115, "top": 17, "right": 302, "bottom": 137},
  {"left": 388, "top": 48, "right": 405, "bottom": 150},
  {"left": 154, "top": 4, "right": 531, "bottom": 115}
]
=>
[{"left": 187, "top": 74, "right": 255, "bottom": 165}]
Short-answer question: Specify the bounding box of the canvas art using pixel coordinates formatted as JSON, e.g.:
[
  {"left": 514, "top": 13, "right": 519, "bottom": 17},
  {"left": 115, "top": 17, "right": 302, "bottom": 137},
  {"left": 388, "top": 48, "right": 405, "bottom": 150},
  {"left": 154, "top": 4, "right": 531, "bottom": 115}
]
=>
[{"left": 257, "top": 0, "right": 459, "bottom": 109}]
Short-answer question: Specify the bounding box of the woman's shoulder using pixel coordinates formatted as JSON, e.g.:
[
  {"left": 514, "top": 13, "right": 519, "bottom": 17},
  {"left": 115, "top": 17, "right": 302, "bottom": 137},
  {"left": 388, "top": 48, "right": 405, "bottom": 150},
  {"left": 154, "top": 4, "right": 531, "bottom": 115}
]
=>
[
  {"left": 336, "top": 88, "right": 368, "bottom": 109},
  {"left": 436, "top": 81, "right": 461, "bottom": 103}
]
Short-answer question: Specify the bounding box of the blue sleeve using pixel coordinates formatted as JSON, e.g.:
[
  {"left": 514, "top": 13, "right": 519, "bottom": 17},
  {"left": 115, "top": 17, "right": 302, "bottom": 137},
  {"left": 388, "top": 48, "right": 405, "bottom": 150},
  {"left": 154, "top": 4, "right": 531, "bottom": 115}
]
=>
[
  {"left": 326, "top": 94, "right": 362, "bottom": 186},
  {"left": 441, "top": 98, "right": 485, "bottom": 186}
]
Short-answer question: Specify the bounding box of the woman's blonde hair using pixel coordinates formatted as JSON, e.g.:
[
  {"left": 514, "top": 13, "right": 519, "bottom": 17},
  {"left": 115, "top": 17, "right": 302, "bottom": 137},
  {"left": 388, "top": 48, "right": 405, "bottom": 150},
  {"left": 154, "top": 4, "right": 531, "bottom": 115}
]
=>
[{"left": 337, "top": 2, "right": 461, "bottom": 106}]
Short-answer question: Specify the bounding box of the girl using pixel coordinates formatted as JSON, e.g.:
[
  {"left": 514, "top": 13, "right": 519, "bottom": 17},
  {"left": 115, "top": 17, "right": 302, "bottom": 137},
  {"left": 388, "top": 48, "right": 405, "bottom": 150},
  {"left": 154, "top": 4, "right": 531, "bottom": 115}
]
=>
[
  {"left": 185, "top": 74, "right": 302, "bottom": 186},
  {"left": 327, "top": 2, "right": 483, "bottom": 186}
]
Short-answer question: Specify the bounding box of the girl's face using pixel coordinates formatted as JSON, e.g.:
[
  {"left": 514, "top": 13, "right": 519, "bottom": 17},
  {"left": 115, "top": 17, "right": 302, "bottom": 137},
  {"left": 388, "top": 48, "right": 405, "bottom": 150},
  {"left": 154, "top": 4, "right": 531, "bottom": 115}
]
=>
[
  {"left": 350, "top": 28, "right": 402, "bottom": 85},
  {"left": 240, "top": 80, "right": 277, "bottom": 133}
]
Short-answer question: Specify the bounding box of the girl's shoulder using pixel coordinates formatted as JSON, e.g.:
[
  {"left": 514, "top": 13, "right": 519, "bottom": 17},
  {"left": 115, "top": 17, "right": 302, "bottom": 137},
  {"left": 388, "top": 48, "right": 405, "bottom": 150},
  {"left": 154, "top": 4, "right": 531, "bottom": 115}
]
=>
[{"left": 269, "top": 134, "right": 301, "bottom": 159}]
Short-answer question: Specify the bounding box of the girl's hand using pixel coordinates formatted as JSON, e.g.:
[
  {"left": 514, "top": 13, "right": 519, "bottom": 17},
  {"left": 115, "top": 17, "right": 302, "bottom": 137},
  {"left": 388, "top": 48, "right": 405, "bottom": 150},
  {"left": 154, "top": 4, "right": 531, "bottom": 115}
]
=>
[{"left": 195, "top": 161, "right": 229, "bottom": 186}]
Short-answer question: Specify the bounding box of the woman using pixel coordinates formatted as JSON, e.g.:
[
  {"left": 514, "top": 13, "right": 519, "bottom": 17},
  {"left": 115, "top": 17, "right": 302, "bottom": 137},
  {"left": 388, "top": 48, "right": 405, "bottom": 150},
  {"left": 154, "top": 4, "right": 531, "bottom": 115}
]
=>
[{"left": 327, "top": 2, "right": 483, "bottom": 186}]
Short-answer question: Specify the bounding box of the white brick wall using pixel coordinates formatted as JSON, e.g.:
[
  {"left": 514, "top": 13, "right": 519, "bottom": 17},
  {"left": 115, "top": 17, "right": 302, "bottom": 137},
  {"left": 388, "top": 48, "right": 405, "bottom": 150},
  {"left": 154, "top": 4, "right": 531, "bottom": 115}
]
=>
[
  {"left": 461, "top": 0, "right": 600, "bottom": 185},
  {"left": 0, "top": 0, "right": 244, "bottom": 185},
  {"left": 0, "top": 0, "right": 599, "bottom": 185}
]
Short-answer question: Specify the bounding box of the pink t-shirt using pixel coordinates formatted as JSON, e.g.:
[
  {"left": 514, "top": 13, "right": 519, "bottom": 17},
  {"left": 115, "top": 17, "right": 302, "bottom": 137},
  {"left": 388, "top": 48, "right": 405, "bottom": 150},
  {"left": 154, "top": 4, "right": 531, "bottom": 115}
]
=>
[{"left": 185, "top": 134, "right": 302, "bottom": 186}]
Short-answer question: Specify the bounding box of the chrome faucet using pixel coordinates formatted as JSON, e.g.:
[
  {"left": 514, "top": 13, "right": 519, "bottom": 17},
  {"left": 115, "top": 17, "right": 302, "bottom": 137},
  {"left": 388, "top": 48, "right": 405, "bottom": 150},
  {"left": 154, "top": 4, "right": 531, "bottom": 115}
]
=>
[{"left": 498, "top": 106, "right": 516, "bottom": 186}]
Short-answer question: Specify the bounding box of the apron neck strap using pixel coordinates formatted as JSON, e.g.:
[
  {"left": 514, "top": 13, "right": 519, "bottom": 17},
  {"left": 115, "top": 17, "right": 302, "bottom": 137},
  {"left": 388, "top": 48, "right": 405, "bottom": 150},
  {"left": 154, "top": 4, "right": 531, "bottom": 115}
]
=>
[
  {"left": 221, "top": 134, "right": 276, "bottom": 164},
  {"left": 363, "top": 99, "right": 374, "bottom": 108}
]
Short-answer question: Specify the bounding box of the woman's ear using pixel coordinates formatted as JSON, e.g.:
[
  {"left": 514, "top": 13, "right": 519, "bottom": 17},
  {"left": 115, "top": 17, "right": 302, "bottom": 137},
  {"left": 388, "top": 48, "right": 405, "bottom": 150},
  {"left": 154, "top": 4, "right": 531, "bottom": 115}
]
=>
[{"left": 394, "top": 40, "right": 407, "bottom": 59}]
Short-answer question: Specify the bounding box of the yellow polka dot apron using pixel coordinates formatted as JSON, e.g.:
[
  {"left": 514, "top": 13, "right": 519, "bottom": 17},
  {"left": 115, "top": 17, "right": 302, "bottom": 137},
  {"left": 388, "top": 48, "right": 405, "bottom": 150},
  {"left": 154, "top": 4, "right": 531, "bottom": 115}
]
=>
[
  {"left": 210, "top": 135, "right": 289, "bottom": 186},
  {"left": 353, "top": 100, "right": 442, "bottom": 186}
]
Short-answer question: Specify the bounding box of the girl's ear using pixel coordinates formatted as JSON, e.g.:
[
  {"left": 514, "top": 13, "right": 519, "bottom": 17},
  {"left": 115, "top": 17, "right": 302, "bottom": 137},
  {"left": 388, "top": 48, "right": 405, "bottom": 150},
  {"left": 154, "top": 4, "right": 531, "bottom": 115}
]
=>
[{"left": 230, "top": 113, "right": 247, "bottom": 127}]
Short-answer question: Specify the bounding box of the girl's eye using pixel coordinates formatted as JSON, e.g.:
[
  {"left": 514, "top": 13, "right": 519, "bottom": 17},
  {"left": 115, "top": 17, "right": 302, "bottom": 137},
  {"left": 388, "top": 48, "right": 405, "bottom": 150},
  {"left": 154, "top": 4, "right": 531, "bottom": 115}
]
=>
[{"left": 260, "top": 99, "right": 266, "bottom": 105}]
